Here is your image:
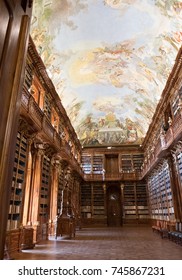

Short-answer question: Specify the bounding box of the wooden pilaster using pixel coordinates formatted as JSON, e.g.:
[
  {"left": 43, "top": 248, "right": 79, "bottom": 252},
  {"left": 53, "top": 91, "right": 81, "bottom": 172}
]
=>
[
  {"left": 0, "top": 1, "right": 32, "bottom": 259},
  {"left": 49, "top": 158, "right": 60, "bottom": 235},
  {"left": 22, "top": 138, "right": 33, "bottom": 226},
  {"left": 30, "top": 144, "right": 44, "bottom": 243}
]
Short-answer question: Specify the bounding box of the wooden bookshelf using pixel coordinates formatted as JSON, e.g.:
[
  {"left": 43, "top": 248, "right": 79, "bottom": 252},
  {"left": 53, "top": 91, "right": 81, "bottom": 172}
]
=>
[
  {"left": 120, "top": 154, "right": 133, "bottom": 173},
  {"left": 80, "top": 183, "right": 106, "bottom": 225},
  {"left": 81, "top": 153, "right": 92, "bottom": 174},
  {"left": 119, "top": 153, "right": 143, "bottom": 173},
  {"left": 93, "top": 185, "right": 105, "bottom": 218},
  {"left": 123, "top": 181, "right": 149, "bottom": 223},
  {"left": 7, "top": 132, "right": 27, "bottom": 231},
  {"left": 39, "top": 155, "right": 50, "bottom": 225},
  {"left": 147, "top": 161, "right": 175, "bottom": 221},
  {"left": 133, "top": 154, "right": 144, "bottom": 172},
  {"left": 24, "top": 58, "right": 33, "bottom": 91},
  {"left": 123, "top": 182, "right": 137, "bottom": 221},
  {"left": 176, "top": 151, "right": 182, "bottom": 181},
  {"left": 80, "top": 184, "right": 92, "bottom": 218},
  {"left": 148, "top": 173, "right": 160, "bottom": 219},
  {"left": 92, "top": 155, "right": 104, "bottom": 174},
  {"left": 6, "top": 132, "right": 28, "bottom": 255},
  {"left": 136, "top": 181, "right": 149, "bottom": 220}
]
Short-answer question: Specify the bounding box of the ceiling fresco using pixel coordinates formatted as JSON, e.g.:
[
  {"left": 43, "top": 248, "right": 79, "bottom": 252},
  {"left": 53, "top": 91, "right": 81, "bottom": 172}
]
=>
[{"left": 31, "top": 0, "right": 182, "bottom": 146}]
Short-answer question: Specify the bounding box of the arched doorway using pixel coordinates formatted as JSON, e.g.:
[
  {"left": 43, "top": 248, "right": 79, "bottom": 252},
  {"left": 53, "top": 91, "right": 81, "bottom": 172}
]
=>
[{"left": 107, "top": 185, "right": 122, "bottom": 227}]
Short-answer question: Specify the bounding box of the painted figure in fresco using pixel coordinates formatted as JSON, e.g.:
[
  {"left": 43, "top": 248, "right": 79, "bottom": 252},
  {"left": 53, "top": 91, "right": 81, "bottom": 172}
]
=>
[{"left": 31, "top": 0, "right": 182, "bottom": 147}]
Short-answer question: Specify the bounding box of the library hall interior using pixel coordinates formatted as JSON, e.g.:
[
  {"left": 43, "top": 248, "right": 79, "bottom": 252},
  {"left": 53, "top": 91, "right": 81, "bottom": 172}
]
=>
[{"left": 1, "top": 0, "right": 182, "bottom": 261}]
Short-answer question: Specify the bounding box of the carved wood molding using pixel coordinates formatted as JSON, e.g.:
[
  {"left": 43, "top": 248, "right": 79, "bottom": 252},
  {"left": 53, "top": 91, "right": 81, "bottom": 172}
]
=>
[
  {"left": 18, "top": 117, "right": 35, "bottom": 136},
  {"left": 171, "top": 141, "right": 182, "bottom": 156}
]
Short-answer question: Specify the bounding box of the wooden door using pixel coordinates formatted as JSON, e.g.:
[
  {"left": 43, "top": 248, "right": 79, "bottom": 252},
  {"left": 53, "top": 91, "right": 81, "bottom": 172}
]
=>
[
  {"left": 107, "top": 186, "right": 122, "bottom": 226},
  {"left": 105, "top": 155, "right": 119, "bottom": 176}
]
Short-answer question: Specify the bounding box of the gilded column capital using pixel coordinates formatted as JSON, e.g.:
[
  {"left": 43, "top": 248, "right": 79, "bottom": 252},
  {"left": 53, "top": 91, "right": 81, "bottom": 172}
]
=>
[
  {"left": 120, "top": 183, "right": 124, "bottom": 190},
  {"left": 51, "top": 155, "right": 60, "bottom": 170},
  {"left": 33, "top": 142, "right": 46, "bottom": 157},
  {"left": 102, "top": 183, "right": 106, "bottom": 193}
]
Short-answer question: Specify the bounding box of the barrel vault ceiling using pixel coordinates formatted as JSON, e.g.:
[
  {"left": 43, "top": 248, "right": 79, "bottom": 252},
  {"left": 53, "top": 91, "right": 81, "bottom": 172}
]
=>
[{"left": 31, "top": 0, "right": 182, "bottom": 147}]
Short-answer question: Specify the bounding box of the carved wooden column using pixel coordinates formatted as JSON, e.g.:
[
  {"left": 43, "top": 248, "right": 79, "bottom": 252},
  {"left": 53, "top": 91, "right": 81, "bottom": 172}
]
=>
[
  {"left": 22, "top": 137, "right": 34, "bottom": 226},
  {"left": 69, "top": 169, "right": 75, "bottom": 217},
  {"left": 49, "top": 157, "right": 60, "bottom": 236},
  {"left": 60, "top": 165, "right": 69, "bottom": 217},
  {"left": 72, "top": 173, "right": 82, "bottom": 229},
  {"left": 15, "top": 120, "right": 35, "bottom": 250},
  {"left": 62, "top": 168, "right": 73, "bottom": 217},
  {"left": 20, "top": 137, "right": 34, "bottom": 250},
  {"left": 55, "top": 165, "right": 76, "bottom": 239},
  {"left": 29, "top": 143, "right": 45, "bottom": 243},
  {"left": 71, "top": 173, "right": 76, "bottom": 217},
  {"left": 57, "top": 161, "right": 66, "bottom": 216},
  {"left": 20, "top": 134, "right": 35, "bottom": 250},
  {"left": 160, "top": 128, "right": 166, "bottom": 148}
]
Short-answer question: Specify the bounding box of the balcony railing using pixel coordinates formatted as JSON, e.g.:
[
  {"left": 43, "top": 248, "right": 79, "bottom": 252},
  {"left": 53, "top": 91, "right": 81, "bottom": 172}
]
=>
[
  {"left": 141, "top": 113, "right": 182, "bottom": 178},
  {"left": 84, "top": 171, "right": 141, "bottom": 181},
  {"left": 21, "top": 89, "right": 82, "bottom": 175}
]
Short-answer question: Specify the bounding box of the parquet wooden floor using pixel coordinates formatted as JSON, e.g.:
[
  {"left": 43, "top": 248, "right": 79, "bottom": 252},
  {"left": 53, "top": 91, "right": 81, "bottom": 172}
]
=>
[{"left": 12, "top": 226, "right": 182, "bottom": 260}]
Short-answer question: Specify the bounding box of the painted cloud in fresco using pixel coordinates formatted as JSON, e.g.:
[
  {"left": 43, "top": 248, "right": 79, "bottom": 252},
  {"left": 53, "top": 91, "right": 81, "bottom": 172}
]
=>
[{"left": 31, "top": 0, "right": 182, "bottom": 146}]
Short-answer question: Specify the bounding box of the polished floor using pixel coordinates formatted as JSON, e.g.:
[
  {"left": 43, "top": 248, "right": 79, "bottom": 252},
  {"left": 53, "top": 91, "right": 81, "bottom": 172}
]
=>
[{"left": 12, "top": 226, "right": 182, "bottom": 260}]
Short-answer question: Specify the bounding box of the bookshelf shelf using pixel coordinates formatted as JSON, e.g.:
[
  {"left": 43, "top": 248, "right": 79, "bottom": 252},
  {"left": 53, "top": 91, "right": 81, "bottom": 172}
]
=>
[
  {"left": 80, "top": 184, "right": 92, "bottom": 218},
  {"left": 123, "top": 181, "right": 149, "bottom": 221},
  {"left": 93, "top": 185, "right": 104, "bottom": 218},
  {"left": 92, "top": 155, "right": 104, "bottom": 174},
  {"left": 81, "top": 154, "right": 92, "bottom": 174},
  {"left": 147, "top": 161, "right": 175, "bottom": 221},
  {"left": 39, "top": 155, "right": 50, "bottom": 224},
  {"left": 7, "top": 132, "right": 27, "bottom": 231},
  {"left": 120, "top": 154, "right": 133, "bottom": 173},
  {"left": 80, "top": 184, "right": 105, "bottom": 220}
]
